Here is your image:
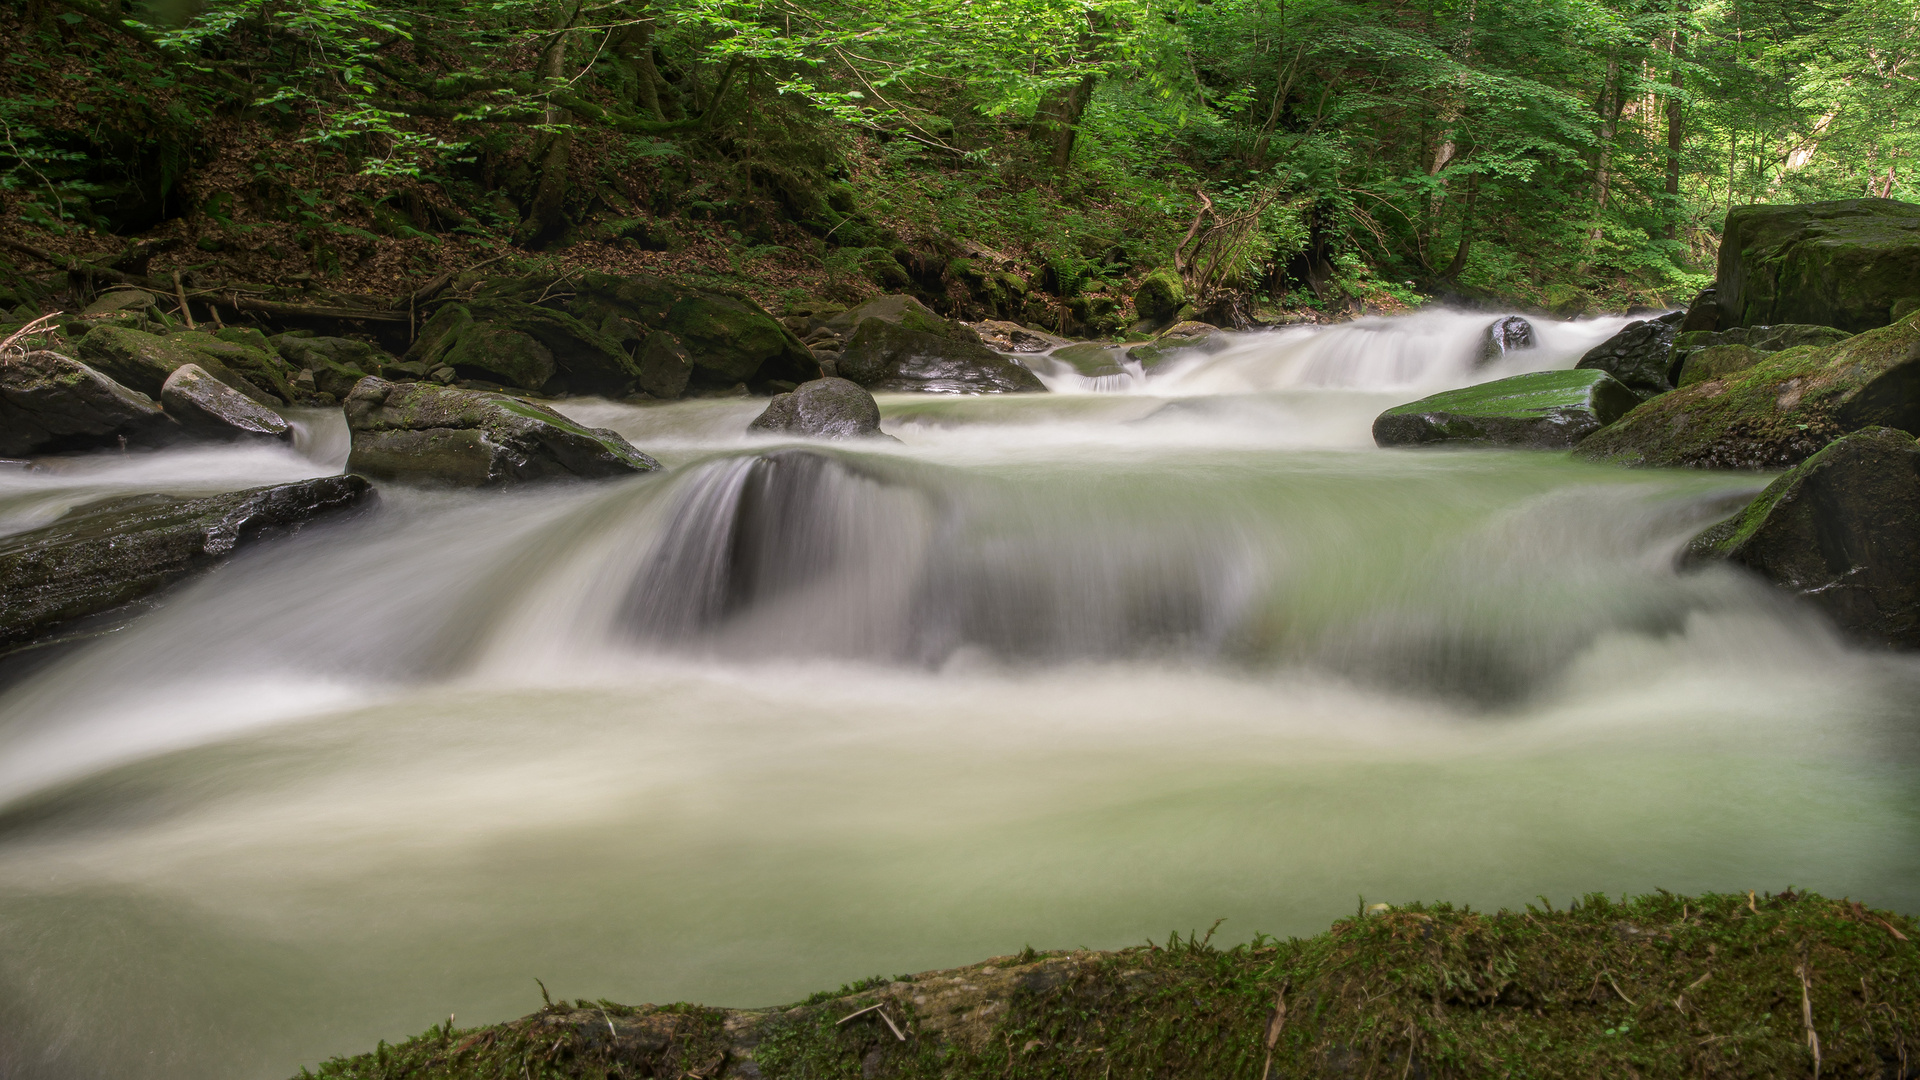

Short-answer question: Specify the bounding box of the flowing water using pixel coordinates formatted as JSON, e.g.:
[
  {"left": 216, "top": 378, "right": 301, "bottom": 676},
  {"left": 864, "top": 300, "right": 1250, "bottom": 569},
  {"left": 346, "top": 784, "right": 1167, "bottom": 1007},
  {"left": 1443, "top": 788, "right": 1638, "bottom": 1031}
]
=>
[{"left": 1, "top": 310, "right": 1916, "bottom": 1078}]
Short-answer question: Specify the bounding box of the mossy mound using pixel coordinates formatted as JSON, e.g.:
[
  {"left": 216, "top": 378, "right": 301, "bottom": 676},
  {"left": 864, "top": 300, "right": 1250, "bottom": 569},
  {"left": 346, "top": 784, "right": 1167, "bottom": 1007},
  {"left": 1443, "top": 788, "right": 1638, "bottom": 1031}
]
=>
[
  {"left": 1373, "top": 368, "right": 1639, "bottom": 449},
  {"left": 1575, "top": 315, "right": 1920, "bottom": 469},
  {"left": 296, "top": 890, "right": 1919, "bottom": 1080},
  {"left": 1718, "top": 198, "right": 1920, "bottom": 332}
]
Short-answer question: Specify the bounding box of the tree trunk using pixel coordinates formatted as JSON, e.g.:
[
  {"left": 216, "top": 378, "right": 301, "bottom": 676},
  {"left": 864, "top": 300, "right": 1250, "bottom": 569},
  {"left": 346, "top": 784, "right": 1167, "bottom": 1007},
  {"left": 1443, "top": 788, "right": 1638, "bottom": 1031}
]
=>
[
  {"left": 1032, "top": 76, "right": 1097, "bottom": 174},
  {"left": 1664, "top": 28, "right": 1683, "bottom": 241},
  {"left": 518, "top": 3, "right": 576, "bottom": 249},
  {"left": 1590, "top": 52, "right": 1620, "bottom": 247}
]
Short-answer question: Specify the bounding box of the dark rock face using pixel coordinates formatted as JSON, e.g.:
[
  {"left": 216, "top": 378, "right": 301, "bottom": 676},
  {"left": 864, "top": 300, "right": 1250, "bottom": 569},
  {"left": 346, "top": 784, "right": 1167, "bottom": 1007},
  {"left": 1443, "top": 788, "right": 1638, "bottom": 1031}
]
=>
[
  {"left": 1476, "top": 316, "right": 1536, "bottom": 365},
  {"left": 344, "top": 377, "right": 660, "bottom": 487},
  {"left": 748, "top": 378, "right": 887, "bottom": 439},
  {"left": 1678, "top": 288, "right": 1721, "bottom": 333},
  {"left": 1576, "top": 316, "right": 1920, "bottom": 469},
  {"left": 636, "top": 331, "right": 693, "bottom": 399},
  {"left": 0, "top": 475, "right": 372, "bottom": 649},
  {"left": 1686, "top": 427, "right": 1920, "bottom": 648},
  {"left": 1717, "top": 198, "right": 1920, "bottom": 332},
  {"left": 1373, "top": 369, "right": 1640, "bottom": 449},
  {"left": 0, "top": 351, "right": 174, "bottom": 456},
  {"left": 1574, "top": 312, "right": 1685, "bottom": 396},
  {"left": 836, "top": 318, "right": 1046, "bottom": 394},
  {"left": 160, "top": 364, "right": 291, "bottom": 442},
  {"left": 1670, "top": 324, "right": 1855, "bottom": 388}
]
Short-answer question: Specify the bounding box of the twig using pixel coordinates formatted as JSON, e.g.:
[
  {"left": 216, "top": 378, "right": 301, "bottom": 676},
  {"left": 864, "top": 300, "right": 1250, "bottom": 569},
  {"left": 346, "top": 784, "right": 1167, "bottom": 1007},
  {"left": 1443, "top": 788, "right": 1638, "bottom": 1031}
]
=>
[
  {"left": 1602, "top": 971, "right": 1636, "bottom": 1007},
  {"left": 0, "top": 312, "right": 63, "bottom": 358},
  {"left": 1797, "top": 964, "right": 1821, "bottom": 1078},
  {"left": 836, "top": 1001, "right": 907, "bottom": 1041},
  {"left": 173, "top": 270, "right": 196, "bottom": 330},
  {"left": 836, "top": 1002, "right": 887, "bottom": 1024},
  {"left": 1259, "top": 981, "right": 1288, "bottom": 1080}
]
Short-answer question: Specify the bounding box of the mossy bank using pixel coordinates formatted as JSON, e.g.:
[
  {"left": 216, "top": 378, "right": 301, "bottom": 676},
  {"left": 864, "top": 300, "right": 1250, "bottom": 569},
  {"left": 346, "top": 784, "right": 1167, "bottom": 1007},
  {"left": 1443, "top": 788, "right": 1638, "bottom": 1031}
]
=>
[{"left": 299, "top": 891, "right": 1918, "bottom": 1080}]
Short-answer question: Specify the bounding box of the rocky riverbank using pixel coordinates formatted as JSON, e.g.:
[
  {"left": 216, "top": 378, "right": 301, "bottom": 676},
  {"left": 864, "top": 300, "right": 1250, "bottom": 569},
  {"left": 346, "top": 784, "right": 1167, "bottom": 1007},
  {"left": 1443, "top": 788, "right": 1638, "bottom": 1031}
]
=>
[{"left": 298, "top": 891, "right": 1919, "bottom": 1080}]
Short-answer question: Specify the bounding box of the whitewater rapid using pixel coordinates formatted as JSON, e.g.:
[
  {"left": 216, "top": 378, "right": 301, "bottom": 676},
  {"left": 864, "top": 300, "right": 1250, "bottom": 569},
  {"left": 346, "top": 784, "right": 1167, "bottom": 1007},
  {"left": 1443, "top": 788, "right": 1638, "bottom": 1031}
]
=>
[{"left": 1, "top": 310, "right": 1915, "bottom": 1080}]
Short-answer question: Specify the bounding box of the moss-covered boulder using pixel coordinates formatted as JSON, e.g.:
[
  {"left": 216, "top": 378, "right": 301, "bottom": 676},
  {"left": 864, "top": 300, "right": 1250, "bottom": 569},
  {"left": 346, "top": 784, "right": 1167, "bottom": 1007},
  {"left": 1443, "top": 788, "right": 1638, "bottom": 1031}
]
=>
[
  {"left": 1049, "top": 342, "right": 1127, "bottom": 378},
  {"left": 1669, "top": 323, "right": 1854, "bottom": 388},
  {"left": 272, "top": 334, "right": 392, "bottom": 399},
  {"left": 662, "top": 292, "right": 816, "bottom": 387},
  {"left": 0, "top": 350, "right": 175, "bottom": 456},
  {"left": 344, "top": 377, "right": 659, "bottom": 487},
  {"left": 1373, "top": 368, "right": 1639, "bottom": 449},
  {"left": 836, "top": 318, "right": 1047, "bottom": 394},
  {"left": 823, "top": 294, "right": 960, "bottom": 339},
  {"left": 748, "top": 377, "right": 888, "bottom": 439},
  {"left": 295, "top": 890, "right": 1920, "bottom": 1080},
  {"left": 1573, "top": 312, "right": 1684, "bottom": 396},
  {"left": 77, "top": 325, "right": 277, "bottom": 404},
  {"left": 1686, "top": 427, "right": 1920, "bottom": 647},
  {"left": 635, "top": 330, "right": 693, "bottom": 399},
  {"left": 1718, "top": 197, "right": 1920, "bottom": 331},
  {"left": 167, "top": 329, "right": 304, "bottom": 404},
  {"left": 1132, "top": 268, "right": 1186, "bottom": 326},
  {"left": 1575, "top": 315, "right": 1920, "bottom": 469},
  {"left": 1126, "top": 321, "right": 1227, "bottom": 369},
  {"left": 0, "top": 475, "right": 371, "bottom": 649}
]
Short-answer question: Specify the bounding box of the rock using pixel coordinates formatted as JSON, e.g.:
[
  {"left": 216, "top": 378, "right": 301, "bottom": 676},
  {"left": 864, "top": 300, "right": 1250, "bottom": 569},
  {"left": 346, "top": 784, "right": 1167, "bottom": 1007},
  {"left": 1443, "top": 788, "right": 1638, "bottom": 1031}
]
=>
[
  {"left": 661, "top": 292, "right": 817, "bottom": 387},
  {"left": 636, "top": 331, "right": 693, "bottom": 399},
  {"left": 343, "top": 377, "right": 659, "bottom": 487},
  {"left": 0, "top": 350, "right": 174, "bottom": 456},
  {"left": 1685, "top": 427, "right": 1920, "bottom": 648},
  {"left": 0, "top": 475, "right": 372, "bottom": 649},
  {"left": 1125, "top": 321, "right": 1227, "bottom": 369},
  {"left": 1476, "top": 316, "right": 1536, "bottom": 365},
  {"left": 747, "top": 378, "right": 888, "bottom": 439},
  {"left": 1678, "top": 287, "right": 1721, "bottom": 333},
  {"left": 1573, "top": 312, "right": 1685, "bottom": 396},
  {"left": 1049, "top": 342, "right": 1127, "bottom": 378},
  {"left": 1373, "top": 368, "right": 1640, "bottom": 449},
  {"left": 1575, "top": 317, "right": 1920, "bottom": 469},
  {"left": 77, "top": 325, "right": 275, "bottom": 403},
  {"left": 80, "top": 289, "right": 160, "bottom": 316},
  {"left": 823, "top": 294, "right": 962, "bottom": 338},
  {"left": 1670, "top": 324, "right": 1854, "bottom": 387},
  {"left": 835, "top": 318, "right": 1047, "bottom": 394},
  {"left": 160, "top": 364, "right": 291, "bottom": 441},
  {"left": 1132, "top": 268, "right": 1186, "bottom": 326},
  {"left": 1717, "top": 197, "right": 1920, "bottom": 332},
  {"left": 166, "top": 330, "right": 297, "bottom": 404},
  {"left": 1895, "top": 297, "right": 1920, "bottom": 323},
  {"left": 272, "top": 334, "right": 388, "bottom": 399},
  {"left": 969, "top": 320, "right": 1068, "bottom": 353}
]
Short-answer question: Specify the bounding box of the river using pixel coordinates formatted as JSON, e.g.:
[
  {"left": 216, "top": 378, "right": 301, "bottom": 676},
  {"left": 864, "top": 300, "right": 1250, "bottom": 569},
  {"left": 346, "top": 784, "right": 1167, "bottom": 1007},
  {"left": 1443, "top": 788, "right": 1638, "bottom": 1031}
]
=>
[{"left": 1, "top": 309, "right": 1916, "bottom": 1078}]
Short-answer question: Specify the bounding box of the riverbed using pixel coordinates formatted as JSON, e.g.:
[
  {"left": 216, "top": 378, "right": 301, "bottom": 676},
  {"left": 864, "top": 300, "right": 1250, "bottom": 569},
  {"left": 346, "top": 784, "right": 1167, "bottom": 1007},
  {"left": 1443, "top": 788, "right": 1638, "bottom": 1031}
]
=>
[{"left": 2, "top": 309, "right": 1916, "bottom": 1078}]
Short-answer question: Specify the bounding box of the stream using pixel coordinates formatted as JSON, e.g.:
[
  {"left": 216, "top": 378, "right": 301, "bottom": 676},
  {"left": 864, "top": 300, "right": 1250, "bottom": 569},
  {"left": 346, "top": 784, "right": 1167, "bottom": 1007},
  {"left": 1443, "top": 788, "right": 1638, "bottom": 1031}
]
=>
[{"left": 2, "top": 308, "right": 1917, "bottom": 1078}]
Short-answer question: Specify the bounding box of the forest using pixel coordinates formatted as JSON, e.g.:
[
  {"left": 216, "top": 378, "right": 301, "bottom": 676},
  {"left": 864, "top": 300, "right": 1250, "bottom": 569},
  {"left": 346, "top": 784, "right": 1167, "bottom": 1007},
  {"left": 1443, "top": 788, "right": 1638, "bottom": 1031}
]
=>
[{"left": 1, "top": 0, "right": 1916, "bottom": 327}]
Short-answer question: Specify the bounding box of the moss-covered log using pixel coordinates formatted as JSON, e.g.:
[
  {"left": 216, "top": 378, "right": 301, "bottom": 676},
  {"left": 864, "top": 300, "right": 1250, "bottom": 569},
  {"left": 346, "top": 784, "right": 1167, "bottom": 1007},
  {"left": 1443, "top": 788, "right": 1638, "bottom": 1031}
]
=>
[{"left": 297, "top": 890, "right": 1919, "bottom": 1080}]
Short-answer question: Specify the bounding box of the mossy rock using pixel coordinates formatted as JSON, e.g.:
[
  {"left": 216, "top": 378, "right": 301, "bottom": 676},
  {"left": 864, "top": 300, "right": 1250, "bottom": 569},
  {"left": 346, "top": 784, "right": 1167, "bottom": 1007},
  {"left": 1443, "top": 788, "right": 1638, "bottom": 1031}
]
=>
[
  {"left": 0, "top": 350, "right": 174, "bottom": 457},
  {"left": 1374, "top": 368, "right": 1640, "bottom": 449},
  {"left": 1132, "top": 268, "right": 1186, "bottom": 326},
  {"left": 837, "top": 318, "right": 1047, "bottom": 394},
  {"left": 1126, "top": 321, "right": 1226, "bottom": 369},
  {"left": 273, "top": 335, "right": 391, "bottom": 399},
  {"left": 77, "top": 325, "right": 275, "bottom": 404},
  {"left": 1670, "top": 323, "right": 1854, "bottom": 388},
  {"left": 1718, "top": 197, "right": 1920, "bottom": 331},
  {"left": 1049, "top": 342, "right": 1126, "bottom": 378},
  {"left": 823, "top": 294, "right": 958, "bottom": 339},
  {"left": 1575, "top": 315, "right": 1920, "bottom": 469},
  {"left": 663, "top": 292, "right": 816, "bottom": 387},
  {"left": 294, "top": 890, "right": 1920, "bottom": 1080},
  {"left": 1676, "top": 344, "right": 1765, "bottom": 387},
  {"left": 168, "top": 330, "right": 301, "bottom": 404},
  {"left": 1685, "top": 426, "right": 1920, "bottom": 647}
]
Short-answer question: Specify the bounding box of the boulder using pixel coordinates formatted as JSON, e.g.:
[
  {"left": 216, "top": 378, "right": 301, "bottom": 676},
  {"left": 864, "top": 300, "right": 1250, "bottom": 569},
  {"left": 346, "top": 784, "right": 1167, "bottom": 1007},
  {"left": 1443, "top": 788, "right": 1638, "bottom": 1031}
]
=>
[
  {"left": 1373, "top": 368, "right": 1640, "bottom": 449},
  {"left": 1674, "top": 344, "right": 1766, "bottom": 388},
  {"left": 77, "top": 325, "right": 277, "bottom": 404},
  {"left": 747, "top": 378, "right": 888, "bottom": 439},
  {"left": 1677, "top": 287, "right": 1721, "bottom": 333},
  {"left": 823, "top": 294, "right": 963, "bottom": 339},
  {"left": 160, "top": 364, "right": 291, "bottom": 442},
  {"left": 636, "top": 331, "right": 693, "bottom": 399},
  {"left": 272, "top": 334, "right": 388, "bottom": 398},
  {"left": 0, "top": 475, "right": 372, "bottom": 649},
  {"left": 79, "top": 288, "right": 161, "bottom": 319},
  {"left": 1575, "top": 317, "right": 1920, "bottom": 469},
  {"left": 1685, "top": 427, "right": 1920, "bottom": 648},
  {"left": 344, "top": 377, "right": 659, "bottom": 487},
  {"left": 1047, "top": 342, "right": 1128, "bottom": 378},
  {"left": 1132, "top": 269, "right": 1187, "bottom": 326},
  {"left": 1573, "top": 312, "right": 1685, "bottom": 396},
  {"left": 1669, "top": 323, "right": 1854, "bottom": 387},
  {"left": 0, "top": 350, "right": 174, "bottom": 456},
  {"left": 1717, "top": 197, "right": 1920, "bottom": 332},
  {"left": 1476, "top": 316, "right": 1536, "bottom": 365},
  {"left": 662, "top": 292, "right": 817, "bottom": 387},
  {"left": 166, "top": 330, "right": 299, "bottom": 404},
  {"left": 969, "top": 320, "right": 1068, "bottom": 354},
  {"left": 1126, "top": 321, "right": 1228, "bottom": 370},
  {"left": 834, "top": 318, "right": 1047, "bottom": 394}
]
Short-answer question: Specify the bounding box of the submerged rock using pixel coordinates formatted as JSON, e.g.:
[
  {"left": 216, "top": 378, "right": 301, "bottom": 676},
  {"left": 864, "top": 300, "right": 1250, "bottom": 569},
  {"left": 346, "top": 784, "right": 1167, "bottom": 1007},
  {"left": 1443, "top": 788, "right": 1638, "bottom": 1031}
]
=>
[
  {"left": 1574, "top": 312, "right": 1684, "bottom": 396},
  {"left": 836, "top": 318, "right": 1046, "bottom": 394},
  {"left": 0, "top": 475, "right": 372, "bottom": 649},
  {"left": 1373, "top": 369, "right": 1640, "bottom": 449},
  {"left": 1125, "top": 321, "right": 1227, "bottom": 369},
  {"left": 1049, "top": 342, "right": 1127, "bottom": 378},
  {"left": 0, "top": 351, "right": 174, "bottom": 456},
  {"left": 344, "top": 377, "right": 659, "bottom": 487},
  {"left": 1686, "top": 427, "right": 1920, "bottom": 648},
  {"left": 160, "top": 364, "right": 291, "bottom": 442},
  {"left": 1670, "top": 323, "right": 1854, "bottom": 388},
  {"left": 748, "top": 377, "right": 888, "bottom": 439},
  {"left": 1717, "top": 197, "right": 1920, "bottom": 332},
  {"left": 1575, "top": 316, "right": 1920, "bottom": 469},
  {"left": 1476, "top": 315, "right": 1536, "bottom": 365}
]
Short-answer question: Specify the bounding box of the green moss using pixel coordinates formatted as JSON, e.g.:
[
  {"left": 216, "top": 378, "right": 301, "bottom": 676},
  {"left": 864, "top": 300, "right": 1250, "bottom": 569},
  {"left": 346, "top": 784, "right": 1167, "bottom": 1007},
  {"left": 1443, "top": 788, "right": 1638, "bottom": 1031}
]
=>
[{"left": 295, "top": 890, "right": 1920, "bottom": 1080}]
